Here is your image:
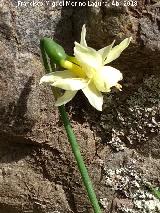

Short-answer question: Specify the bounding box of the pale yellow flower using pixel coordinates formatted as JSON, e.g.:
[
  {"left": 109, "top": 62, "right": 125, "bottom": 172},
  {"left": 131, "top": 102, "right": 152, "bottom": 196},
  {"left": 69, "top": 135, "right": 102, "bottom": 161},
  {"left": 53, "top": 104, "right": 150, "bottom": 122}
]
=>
[{"left": 40, "top": 25, "right": 132, "bottom": 111}]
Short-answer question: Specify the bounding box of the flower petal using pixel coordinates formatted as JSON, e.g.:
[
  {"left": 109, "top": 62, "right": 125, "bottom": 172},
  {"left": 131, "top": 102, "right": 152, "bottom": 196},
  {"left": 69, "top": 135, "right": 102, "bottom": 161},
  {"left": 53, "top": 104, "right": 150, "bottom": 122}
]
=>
[
  {"left": 53, "top": 78, "right": 88, "bottom": 91},
  {"left": 103, "top": 66, "right": 123, "bottom": 86},
  {"left": 74, "top": 42, "right": 102, "bottom": 78},
  {"left": 40, "top": 70, "right": 76, "bottom": 84},
  {"left": 80, "top": 25, "right": 87, "bottom": 47},
  {"left": 82, "top": 82, "right": 103, "bottom": 111},
  {"left": 40, "top": 71, "right": 88, "bottom": 91},
  {"left": 104, "top": 37, "right": 132, "bottom": 64},
  {"left": 98, "top": 40, "right": 115, "bottom": 63},
  {"left": 55, "top": 90, "right": 77, "bottom": 106},
  {"left": 93, "top": 66, "right": 123, "bottom": 92}
]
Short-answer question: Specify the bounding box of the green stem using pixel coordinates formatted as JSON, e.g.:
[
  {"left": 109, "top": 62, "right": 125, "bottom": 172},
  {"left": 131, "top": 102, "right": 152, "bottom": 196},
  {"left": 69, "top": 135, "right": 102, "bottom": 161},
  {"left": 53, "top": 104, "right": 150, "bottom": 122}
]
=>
[
  {"left": 59, "top": 105, "right": 101, "bottom": 213},
  {"left": 40, "top": 39, "right": 52, "bottom": 74},
  {"left": 40, "top": 39, "right": 101, "bottom": 212}
]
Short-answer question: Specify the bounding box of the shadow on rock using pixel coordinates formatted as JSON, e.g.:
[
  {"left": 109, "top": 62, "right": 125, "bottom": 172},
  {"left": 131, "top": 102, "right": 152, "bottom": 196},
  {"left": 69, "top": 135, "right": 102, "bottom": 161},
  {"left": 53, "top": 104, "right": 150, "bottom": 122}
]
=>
[{"left": 1, "top": 76, "right": 36, "bottom": 136}]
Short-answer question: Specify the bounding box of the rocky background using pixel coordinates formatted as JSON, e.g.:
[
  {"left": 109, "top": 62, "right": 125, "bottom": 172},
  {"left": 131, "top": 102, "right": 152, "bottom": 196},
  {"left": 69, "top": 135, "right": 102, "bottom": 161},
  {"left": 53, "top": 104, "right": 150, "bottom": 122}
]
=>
[{"left": 0, "top": 0, "right": 160, "bottom": 212}]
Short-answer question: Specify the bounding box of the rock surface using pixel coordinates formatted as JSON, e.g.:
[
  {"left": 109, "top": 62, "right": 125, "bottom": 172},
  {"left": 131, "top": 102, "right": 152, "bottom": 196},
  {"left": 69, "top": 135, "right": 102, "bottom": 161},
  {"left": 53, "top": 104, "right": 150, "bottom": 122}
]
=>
[{"left": 0, "top": 0, "right": 160, "bottom": 212}]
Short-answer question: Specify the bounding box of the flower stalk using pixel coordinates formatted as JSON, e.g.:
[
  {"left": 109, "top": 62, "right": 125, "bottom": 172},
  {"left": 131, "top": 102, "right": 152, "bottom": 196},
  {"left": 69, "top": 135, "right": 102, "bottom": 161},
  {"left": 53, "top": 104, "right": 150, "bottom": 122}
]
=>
[
  {"left": 40, "top": 39, "right": 102, "bottom": 213},
  {"left": 58, "top": 105, "right": 102, "bottom": 213},
  {"left": 40, "top": 25, "right": 131, "bottom": 212}
]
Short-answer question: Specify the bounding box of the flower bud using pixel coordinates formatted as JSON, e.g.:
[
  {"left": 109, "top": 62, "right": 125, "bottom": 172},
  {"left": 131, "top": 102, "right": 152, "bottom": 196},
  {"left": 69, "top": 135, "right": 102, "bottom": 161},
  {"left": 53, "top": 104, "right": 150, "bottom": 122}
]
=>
[{"left": 41, "top": 38, "right": 67, "bottom": 64}]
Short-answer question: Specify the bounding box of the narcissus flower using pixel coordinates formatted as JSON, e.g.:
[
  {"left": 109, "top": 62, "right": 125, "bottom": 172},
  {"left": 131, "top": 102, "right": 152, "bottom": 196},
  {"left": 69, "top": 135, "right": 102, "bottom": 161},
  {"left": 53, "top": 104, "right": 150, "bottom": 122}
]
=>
[{"left": 40, "top": 25, "right": 132, "bottom": 111}]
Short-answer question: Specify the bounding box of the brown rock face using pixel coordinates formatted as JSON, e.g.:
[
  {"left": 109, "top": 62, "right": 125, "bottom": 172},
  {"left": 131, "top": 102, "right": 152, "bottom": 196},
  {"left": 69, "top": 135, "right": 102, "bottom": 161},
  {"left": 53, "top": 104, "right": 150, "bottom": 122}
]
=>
[{"left": 0, "top": 0, "right": 160, "bottom": 212}]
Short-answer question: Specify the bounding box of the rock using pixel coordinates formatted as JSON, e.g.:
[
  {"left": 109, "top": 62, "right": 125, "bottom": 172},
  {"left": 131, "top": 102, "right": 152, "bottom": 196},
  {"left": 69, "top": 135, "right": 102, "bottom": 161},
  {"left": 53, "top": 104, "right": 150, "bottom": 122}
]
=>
[{"left": 0, "top": 0, "right": 160, "bottom": 212}]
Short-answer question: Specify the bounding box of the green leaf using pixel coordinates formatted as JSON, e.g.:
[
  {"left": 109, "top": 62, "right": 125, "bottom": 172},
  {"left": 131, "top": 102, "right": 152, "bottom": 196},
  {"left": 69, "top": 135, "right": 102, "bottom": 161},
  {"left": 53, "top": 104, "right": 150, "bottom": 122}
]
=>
[
  {"left": 151, "top": 187, "right": 160, "bottom": 200},
  {"left": 146, "top": 183, "right": 160, "bottom": 200}
]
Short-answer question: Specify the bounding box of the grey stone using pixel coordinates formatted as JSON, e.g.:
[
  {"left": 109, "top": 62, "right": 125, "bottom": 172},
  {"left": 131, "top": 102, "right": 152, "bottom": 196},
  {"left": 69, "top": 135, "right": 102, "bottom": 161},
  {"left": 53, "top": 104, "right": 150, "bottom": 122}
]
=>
[{"left": 0, "top": 0, "right": 160, "bottom": 212}]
